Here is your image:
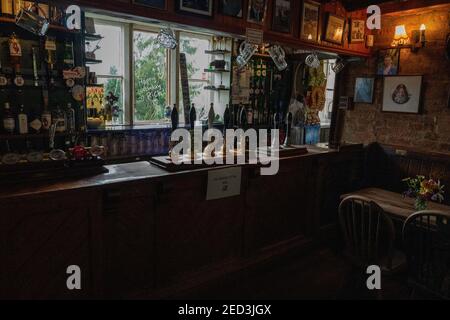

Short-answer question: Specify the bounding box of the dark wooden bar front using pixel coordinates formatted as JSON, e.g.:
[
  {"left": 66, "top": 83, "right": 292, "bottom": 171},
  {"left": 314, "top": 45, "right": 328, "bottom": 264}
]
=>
[{"left": 0, "top": 145, "right": 364, "bottom": 299}]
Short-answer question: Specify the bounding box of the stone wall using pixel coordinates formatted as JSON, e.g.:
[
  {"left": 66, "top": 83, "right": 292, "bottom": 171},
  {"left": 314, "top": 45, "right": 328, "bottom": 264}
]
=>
[{"left": 340, "top": 4, "right": 450, "bottom": 153}]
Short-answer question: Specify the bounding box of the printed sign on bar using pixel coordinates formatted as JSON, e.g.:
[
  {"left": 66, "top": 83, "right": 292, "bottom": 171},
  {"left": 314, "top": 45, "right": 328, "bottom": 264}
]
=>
[
  {"left": 246, "top": 28, "right": 264, "bottom": 45},
  {"left": 206, "top": 167, "right": 242, "bottom": 201}
]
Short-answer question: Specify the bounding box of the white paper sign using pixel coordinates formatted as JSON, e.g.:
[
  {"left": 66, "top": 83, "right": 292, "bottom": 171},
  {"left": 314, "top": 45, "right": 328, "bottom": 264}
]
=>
[{"left": 206, "top": 167, "right": 242, "bottom": 201}]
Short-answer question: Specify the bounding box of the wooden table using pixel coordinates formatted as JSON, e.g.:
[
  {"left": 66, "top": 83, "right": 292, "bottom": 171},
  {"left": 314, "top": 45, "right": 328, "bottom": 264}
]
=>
[{"left": 341, "top": 188, "right": 450, "bottom": 220}]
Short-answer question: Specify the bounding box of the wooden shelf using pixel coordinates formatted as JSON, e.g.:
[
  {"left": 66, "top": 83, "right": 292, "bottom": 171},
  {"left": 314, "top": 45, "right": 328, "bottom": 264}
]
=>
[
  {"left": 204, "top": 69, "right": 230, "bottom": 73},
  {"left": 0, "top": 16, "right": 78, "bottom": 34},
  {"left": 0, "top": 132, "right": 71, "bottom": 140},
  {"left": 205, "top": 50, "right": 231, "bottom": 55}
]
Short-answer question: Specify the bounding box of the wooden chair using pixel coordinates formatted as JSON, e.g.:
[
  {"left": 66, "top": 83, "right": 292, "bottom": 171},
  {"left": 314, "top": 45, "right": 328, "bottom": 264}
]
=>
[
  {"left": 339, "top": 196, "right": 398, "bottom": 271},
  {"left": 402, "top": 211, "right": 450, "bottom": 299}
]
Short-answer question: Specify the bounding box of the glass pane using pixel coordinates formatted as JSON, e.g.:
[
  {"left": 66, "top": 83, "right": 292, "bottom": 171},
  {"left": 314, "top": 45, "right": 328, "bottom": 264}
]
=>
[
  {"left": 90, "top": 22, "right": 124, "bottom": 76},
  {"left": 180, "top": 33, "right": 211, "bottom": 80},
  {"left": 133, "top": 30, "right": 167, "bottom": 122},
  {"left": 97, "top": 77, "right": 125, "bottom": 125}
]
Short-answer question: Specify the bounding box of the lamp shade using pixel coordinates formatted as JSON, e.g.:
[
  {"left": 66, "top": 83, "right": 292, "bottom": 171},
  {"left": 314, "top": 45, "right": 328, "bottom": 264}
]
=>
[{"left": 394, "top": 25, "right": 408, "bottom": 39}]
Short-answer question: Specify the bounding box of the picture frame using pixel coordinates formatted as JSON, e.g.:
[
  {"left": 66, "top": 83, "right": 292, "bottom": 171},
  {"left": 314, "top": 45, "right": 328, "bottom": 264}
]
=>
[
  {"left": 247, "top": 0, "right": 267, "bottom": 25},
  {"left": 382, "top": 75, "right": 423, "bottom": 114},
  {"left": 133, "top": 0, "right": 166, "bottom": 10},
  {"left": 178, "top": 0, "right": 214, "bottom": 17},
  {"left": 272, "top": 0, "right": 292, "bottom": 33},
  {"left": 377, "top": 49, "right": 400, "bottom": 76},
  {"left": 324, "top": 14, "right": 346, "bottom": 45},
  {"left": 219, "top": 0, "right": 243, "bottom": 18},
  {"left": 349, "top": 19, "right": 365, "bottom": 43},
  {"left": 300, "top": 0, "right": 320, "bottom": 42},
  {"left": 354, "top": 77, "right": 375, "bottom": 104}
]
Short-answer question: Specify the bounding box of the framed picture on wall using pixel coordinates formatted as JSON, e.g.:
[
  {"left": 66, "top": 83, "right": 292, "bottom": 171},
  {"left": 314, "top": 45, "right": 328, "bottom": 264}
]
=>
[
  {"left": 300, "top": 0, "right": 320, "bottom": 42},
  {"left": 133, "top": 0, "right": 166, "bottom": 9},
  {"left": 219, "top": 0, "right": 243, "bottom": 18},
  {"left": 354, "top": 77, "right": 375, "bottom": 104},
  {"left": 382, "top": 75, "right": 423, "bottom": 114},
  {"left": 350, "top": 19, "right": 365, "bottom": 43},
  {"left": 377, "top": 49, "right": 400, "bottom": 76},
  {"left": 324, "top": 14, "right": 346, "bottom": 45},
  {"left": 247, "top": 0, "right": 267, "bottom": 24},
  {"left": 178, "top": 0, "right": 214, "bottom": 17},
  {"left": 272, "top": 0, "right": 292, "bottom": 33}
]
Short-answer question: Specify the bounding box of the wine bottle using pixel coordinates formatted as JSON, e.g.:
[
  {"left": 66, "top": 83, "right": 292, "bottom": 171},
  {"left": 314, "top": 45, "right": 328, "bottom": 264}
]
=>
[
  {"left": 29, "top": 106, "right": 42, "bottom": 134},
  {"left": 17, "top": 104, "right": 28, "bottom": 135},
  {"left": 66, "top": 103, "right": 76, "bottom": 133},
  {"left": 53, "top": 105, "right": 66, "bottom": 133},
  {"left": 9, "top": 33, "right": 24, "bottom": 87},
  {"left": 2, "top": 102, "right": 15, "bottom": 134},
  {"left": 63, "top": 40, "right": 75, "bottom": 69}
]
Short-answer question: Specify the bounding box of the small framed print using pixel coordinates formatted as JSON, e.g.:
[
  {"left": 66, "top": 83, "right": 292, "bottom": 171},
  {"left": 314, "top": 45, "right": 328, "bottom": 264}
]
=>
[
  {"left": 133, "top": 0, "right": 166, "bottom": 10},
  {"left": 354, "top": 77, "right": 375, "bottom": 104},
  {"left": 300, "top": 0, "right": 320, "bottom": 42},
  {"left": 219, "top": 0, "right": 243, "bottom": 18},
  {"left": 377, "top": 49, "right": 400, "bottom": 76},
  {"left": 350, "top": 19, "right": 365, "bottom": 43},
  {"left": 247, "top": 0, "right": 267, "bottom": 25},
  {"left": 178, "top": 0, "right": 214, "bottom": 17},
  {"left": 324, "top": 14, "right": 346, "bottom": 45},
  {"left": 382, "top": 75, "right": 423, "bottom": 114},
  {"left": 272, "top": 0, "right": 292, "bottom": 33}
]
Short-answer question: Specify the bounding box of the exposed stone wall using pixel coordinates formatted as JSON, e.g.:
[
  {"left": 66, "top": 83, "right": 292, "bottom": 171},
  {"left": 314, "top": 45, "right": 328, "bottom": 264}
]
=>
[{"left": 340, "top": 4, "right": 450, "bottom": 153}]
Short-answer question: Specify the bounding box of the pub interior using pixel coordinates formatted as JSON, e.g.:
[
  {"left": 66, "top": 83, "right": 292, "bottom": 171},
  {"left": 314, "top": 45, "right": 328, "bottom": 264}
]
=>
[{"left": 0, "top": 0, "right": 449, "bottom": 301}]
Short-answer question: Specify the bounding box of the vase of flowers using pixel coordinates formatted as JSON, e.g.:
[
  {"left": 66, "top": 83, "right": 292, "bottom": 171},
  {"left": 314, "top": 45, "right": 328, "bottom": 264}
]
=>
[{"left": 403, "top": 176, "right": 445, "bottom": 211}]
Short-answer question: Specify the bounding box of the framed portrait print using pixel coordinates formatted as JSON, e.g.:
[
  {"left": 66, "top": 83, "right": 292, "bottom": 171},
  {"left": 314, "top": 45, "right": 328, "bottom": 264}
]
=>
[
  {"left": 178, "top": 0, "right": 214, "bottom": 17},
  {"left": 219, "top": 0, "right": 243, "bottom": 18},
  {"left": 382, "top": 75, "right": 423, "bottom": 114},
  {"left": 247, "top": 0, "right": 267, "bottom": 24},
  {"left": 272, "top": 0, "right": 292, "bottom": 33},
  {"left": 324, "top": 14, "right": 346, "bottom": 45},
  {"left": 133, "top": 0, "right": 166, "bottom": 9},
  {"left": 377, "top": 49, "right": 400, "bottom": 76},
  {"left": 350, "top": 19, "right": 365, "bottom": 43},
  {"left": 354, "top": 77, "right": 375, "bottom": 104},
  {"left": 300, "top": 1, "right": 320, "bottom": 42}
]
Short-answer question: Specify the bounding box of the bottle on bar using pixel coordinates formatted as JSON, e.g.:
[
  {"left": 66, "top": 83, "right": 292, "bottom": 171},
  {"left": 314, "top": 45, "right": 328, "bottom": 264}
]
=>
[
  {"left": 2, "top": 102, "right": 15, "bottom": 134},
  {"left": 9, "top": 33, "right": 24, "bottom": 87},
  {"left": 17, "top": 104, "right": 28, "bottom": 135},
  {"left": 53, "top": 105, "right": 66, "bottom": 133},
  {"left": 66, "top": 103, "right": 76, "bottom": 133},
  {"left": 29, "top": 106, "right": 42, "bottom": 134}
]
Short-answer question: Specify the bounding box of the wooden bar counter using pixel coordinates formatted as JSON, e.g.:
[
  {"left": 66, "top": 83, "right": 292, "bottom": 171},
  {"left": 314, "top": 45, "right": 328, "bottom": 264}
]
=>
[{"left": 0, "top": 145, "right": 364, "bottom": 299}]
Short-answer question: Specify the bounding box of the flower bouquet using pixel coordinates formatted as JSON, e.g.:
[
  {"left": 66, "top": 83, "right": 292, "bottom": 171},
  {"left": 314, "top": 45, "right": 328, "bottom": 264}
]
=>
[{"left": 403, "top": 176, "right": 445, "bottom": 211}]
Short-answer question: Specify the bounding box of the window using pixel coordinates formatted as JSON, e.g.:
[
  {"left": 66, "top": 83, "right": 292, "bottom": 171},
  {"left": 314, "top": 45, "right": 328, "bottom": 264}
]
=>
[
  {"left": 133, "top": 30, "right": 168, "bottom": 123},
  {"left": 89, "top": 20, "right": 126, "bottom": 125},
  {"left": 319, "top": 59, "right": 337, "bottom": 127},
  {"left": 86, "top": 14, "right": 229, "bottom": 127}
]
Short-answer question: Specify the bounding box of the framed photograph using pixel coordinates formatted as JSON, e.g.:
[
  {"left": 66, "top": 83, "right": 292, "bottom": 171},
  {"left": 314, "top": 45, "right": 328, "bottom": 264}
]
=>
[
  {"left": 272, "top": 0, "right": 292, "bottom": 33},
  {"left": 382, "top": 75, "right": 423, "bottom": 114},
  {"left": 350, "top": 19, "right": 365, "bottom": 43},
  {"left": 354, "top": 77, "right": 375, "bottom": 104},
  {"left": 247, "top": 0, "right": 267, "bottom": 25},
  {"left": 133, "top": 0, "right": 166, "bottom": 9},
  {"left": 324, "top": 14, "right": 346, "bottom": 45},
  {"left": 178, "top": 0, "right": 214, "bottom": 17},
  {"left": 300, "top": 1, "right": 320, "bottom": 42},
  {"left": 219, "top": 0, "right": 243, "bottom": 18},
  {"left": 377, "top": 49, "right": 400, "bottom": 76}
]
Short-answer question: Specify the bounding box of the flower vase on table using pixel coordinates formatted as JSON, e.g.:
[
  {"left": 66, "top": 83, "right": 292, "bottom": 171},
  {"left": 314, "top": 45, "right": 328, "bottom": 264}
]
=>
[{"left": 403, "top": 176, "right": 445, "bottom": 211}]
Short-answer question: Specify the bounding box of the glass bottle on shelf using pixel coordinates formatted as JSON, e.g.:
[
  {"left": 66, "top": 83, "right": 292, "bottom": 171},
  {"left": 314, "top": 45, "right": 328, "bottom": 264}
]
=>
[
  {"left": 29, "top": 106, "right": 42, "bottom": 134},
  {"left": 63, "top": 40, "right": 75, "bottom": 69},
  {"left": 17, "top": 104, "right": 28, "bottom": 134},
  {"left": 2, "top": 102, "right": 15, "bottom": 134},
  {"left": 41, "top": 105, "right": 51, "bottom": 131},
  {"left": 66, "top": 103, "right": 76, "bottom": 133},
  {"left": 53, "top": 105, "right": 66, "bottom": 133}
]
